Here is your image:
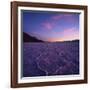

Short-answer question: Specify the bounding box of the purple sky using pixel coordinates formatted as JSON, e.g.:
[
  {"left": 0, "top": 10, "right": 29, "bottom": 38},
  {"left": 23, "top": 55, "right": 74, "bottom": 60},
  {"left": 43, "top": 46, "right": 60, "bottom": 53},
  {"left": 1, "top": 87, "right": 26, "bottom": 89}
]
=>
[{"left": 22, "top": 10, "right": 80, "bottom": 42}]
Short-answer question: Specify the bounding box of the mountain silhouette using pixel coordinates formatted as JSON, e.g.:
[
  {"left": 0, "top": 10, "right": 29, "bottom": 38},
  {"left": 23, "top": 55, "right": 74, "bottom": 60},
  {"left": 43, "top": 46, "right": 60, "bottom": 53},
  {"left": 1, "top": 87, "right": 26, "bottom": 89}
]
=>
[{"left": 23, "top": 32, "right": 44, "bottom": 42}]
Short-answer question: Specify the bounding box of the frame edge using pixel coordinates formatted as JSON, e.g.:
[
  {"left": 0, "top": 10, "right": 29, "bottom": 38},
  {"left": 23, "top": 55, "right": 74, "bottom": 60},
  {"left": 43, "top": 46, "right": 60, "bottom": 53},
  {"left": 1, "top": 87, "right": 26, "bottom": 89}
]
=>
[{"left": 11, "top": 1, "right": 88, "bottom": 88}]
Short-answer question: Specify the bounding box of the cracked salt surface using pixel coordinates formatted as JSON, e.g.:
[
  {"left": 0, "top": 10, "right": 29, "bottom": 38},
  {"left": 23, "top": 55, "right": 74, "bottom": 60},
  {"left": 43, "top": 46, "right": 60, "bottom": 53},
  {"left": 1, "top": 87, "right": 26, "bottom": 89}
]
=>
[{"left": 23, "top": 41, "right": 79, "bottom": 77}]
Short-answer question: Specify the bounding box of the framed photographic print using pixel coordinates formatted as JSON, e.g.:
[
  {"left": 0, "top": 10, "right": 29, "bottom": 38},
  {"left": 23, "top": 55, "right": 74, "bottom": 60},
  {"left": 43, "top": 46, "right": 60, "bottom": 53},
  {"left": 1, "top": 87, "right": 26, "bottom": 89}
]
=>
[{"left": 11, "top": 1, "right": 88, "bottom": 88}]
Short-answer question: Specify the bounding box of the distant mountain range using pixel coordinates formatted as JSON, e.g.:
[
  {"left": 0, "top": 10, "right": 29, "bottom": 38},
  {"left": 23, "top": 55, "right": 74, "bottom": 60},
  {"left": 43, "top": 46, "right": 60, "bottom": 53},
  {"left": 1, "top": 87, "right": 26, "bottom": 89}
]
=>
[
  {"left": 23, "top": 32, "right": 79, "bottom": 43},
  {"left": 23, "top": 32, "right": 44, "bottom": 42}
]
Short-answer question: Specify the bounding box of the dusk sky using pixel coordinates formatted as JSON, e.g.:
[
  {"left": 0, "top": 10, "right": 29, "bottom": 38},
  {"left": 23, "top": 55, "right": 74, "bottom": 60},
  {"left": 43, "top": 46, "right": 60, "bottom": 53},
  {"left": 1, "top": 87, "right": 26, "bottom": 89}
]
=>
[{"left": 22, "top": 10, "right": 80, "bottom": 42}]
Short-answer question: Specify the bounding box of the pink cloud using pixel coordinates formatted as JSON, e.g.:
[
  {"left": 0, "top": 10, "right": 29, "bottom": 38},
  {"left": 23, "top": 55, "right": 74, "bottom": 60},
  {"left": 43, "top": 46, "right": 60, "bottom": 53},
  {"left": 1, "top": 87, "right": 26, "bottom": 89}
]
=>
[
  {"left": 43, "top": 28, "right": 79, "bottom": 42},
  {"left": 46, "top": 28, "right": 79, "bottom": 42},
  {"left": 52, "top": 14, "right": 73, "bottom": 20},
  {"left": 41, "top": 22, "right": 54, "bottom": 30},
  {"left": 61, "top": 28, "right": 79, "bottom": 41}
]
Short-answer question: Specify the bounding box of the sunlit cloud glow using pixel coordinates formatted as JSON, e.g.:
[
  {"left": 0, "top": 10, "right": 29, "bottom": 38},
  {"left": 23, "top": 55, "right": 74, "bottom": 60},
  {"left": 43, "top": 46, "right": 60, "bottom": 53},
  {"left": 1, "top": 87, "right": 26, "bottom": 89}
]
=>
[{"left": 48, "top": 28, "right": 79, "bottom": 42}]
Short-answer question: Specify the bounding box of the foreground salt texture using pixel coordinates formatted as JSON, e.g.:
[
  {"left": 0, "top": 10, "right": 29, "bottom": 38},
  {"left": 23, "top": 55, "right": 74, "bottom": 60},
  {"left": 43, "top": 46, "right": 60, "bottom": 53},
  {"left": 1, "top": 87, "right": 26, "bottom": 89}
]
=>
[{"left": 23, "top": 41, "right": 79, "bottom": 77}]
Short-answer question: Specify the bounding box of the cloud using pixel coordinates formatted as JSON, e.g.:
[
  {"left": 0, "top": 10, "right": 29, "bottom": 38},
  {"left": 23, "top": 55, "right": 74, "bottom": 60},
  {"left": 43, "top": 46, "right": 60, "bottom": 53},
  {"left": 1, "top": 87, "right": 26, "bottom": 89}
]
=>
[
  {"left": 52, "top": 14, "right": 73, "bottom": 20},
  {"left": 41, "top": 22, "right": 54, "bottom": 30},
  {"left": 49, "top": 28, "right": 79, "bottom": 42},
  {"left": 61, "top": 28, "right": 79, "bottom": 41},
  {"left": 40, "top": 13, "right": 77, "bottom": 32},
  {"left": 47, "top": 28, "right": 79, "bottom": 42}
]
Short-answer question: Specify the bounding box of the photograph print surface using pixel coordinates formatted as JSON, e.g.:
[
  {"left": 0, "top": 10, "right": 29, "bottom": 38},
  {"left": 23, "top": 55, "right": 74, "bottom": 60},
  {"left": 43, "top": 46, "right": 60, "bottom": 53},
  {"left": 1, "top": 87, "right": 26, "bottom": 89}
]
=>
[{"left": 22, "top": 10, "right": 80, "bottom": 77}]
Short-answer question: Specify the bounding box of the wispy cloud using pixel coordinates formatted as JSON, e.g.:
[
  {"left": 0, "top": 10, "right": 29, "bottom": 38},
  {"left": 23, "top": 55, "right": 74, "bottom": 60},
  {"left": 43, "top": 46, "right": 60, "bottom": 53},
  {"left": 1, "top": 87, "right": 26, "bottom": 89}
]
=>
[
  {"left": 52, "top": 14, "right": 73, "bottom": 20},
  {"left": 48, "top": 27, "right": 79, "bottom": 42},
  {"left": 62, "top": 28, "right": 79, "bottom": 41},
  {"left": 52, "top": 15, "right": 62, "bottom": 20},
  {"left": 41, "top": 21, "right": 55, "bottom": 30}
]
